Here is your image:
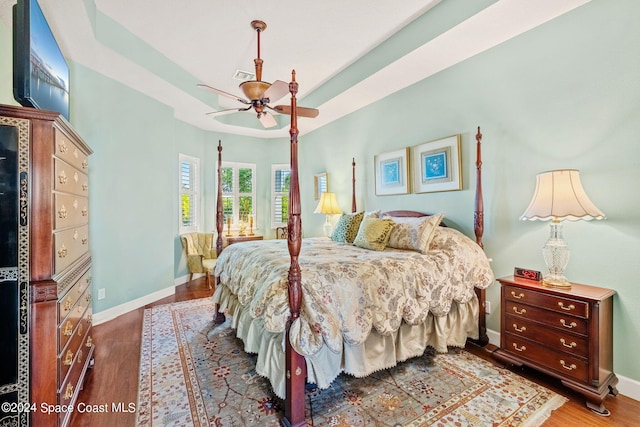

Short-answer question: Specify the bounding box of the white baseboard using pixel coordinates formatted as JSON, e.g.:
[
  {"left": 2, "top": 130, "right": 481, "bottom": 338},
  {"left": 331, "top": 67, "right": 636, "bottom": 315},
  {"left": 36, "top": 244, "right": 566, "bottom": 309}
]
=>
[
  {"left": 486, "top": 328, "right": 640, "bottom": 402},
  {"left": 92, "top": 285, "right": 176, "bottom": 326}
]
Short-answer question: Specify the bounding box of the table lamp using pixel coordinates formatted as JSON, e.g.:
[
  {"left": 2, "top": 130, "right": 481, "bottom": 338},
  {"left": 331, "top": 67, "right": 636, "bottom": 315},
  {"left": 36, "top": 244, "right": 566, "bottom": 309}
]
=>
[
  {"left": 314, "top": 192, "right": 342, "bottom": 237},
  {"left": 520, "top": 169, "right": 605, "bottom": 288}
]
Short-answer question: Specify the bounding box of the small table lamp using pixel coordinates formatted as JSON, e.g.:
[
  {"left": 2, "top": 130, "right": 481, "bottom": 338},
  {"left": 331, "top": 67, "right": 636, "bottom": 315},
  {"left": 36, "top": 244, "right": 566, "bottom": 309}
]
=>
[
  {"left": 314, "top": 192, "right": 342, "bottom": 237},
  {"left": 520, "top": 169, "right": 605, "bottom": 288}
]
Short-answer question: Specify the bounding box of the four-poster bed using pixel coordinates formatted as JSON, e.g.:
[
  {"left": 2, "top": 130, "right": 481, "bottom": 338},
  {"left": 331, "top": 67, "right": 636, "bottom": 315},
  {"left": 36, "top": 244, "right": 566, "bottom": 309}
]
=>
[{"left": 211, "top": 72, "right": 492, "bottom": 427}]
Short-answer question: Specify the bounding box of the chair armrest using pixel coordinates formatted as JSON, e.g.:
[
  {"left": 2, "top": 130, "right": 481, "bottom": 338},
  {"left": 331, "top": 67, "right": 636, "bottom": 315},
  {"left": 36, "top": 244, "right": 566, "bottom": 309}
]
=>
[{"left": 186, "top": 254, "right": 205, "bottom": 273}]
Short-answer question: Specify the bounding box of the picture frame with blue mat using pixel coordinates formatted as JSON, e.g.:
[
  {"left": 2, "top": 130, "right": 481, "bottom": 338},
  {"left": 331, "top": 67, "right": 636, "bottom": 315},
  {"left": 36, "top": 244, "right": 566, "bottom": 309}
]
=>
[
  {"left": 412, "top": 134, "right": 462, "bottom": 193},
  {"left": 374, "top": 147, "right": 410, "bottom": 196}
]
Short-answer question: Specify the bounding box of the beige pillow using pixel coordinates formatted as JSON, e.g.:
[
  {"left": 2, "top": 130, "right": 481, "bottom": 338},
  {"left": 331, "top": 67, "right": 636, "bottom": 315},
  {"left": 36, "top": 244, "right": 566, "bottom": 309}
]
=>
[
  {"left": 353, "top": 217, "right": 395, "bottom": 251},
  {"left": 385, "top": 213, "right": 443, "bottom": 253},
  {"left": 330, "top": 211, "right": 364, "bottom": 243}
]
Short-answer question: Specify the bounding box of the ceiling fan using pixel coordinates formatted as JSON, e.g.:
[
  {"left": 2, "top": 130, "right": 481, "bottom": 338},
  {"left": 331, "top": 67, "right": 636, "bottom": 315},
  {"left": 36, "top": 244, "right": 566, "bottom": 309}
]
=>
[{"left": 198, "top": 20, "right": 319, "bottom": 128}]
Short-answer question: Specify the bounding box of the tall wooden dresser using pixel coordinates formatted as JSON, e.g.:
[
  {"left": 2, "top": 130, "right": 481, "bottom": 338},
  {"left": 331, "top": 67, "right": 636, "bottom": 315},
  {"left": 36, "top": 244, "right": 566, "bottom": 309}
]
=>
[{"left": 0, "top": 105, "right": 94, "bottom": 427}]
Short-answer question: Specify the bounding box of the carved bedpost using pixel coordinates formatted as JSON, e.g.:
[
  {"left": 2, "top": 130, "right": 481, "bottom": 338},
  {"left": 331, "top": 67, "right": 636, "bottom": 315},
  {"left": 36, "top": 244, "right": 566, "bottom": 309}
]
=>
[
  {"left": 213, "top": 140, "right": 226, "bottom": 324},
  {"left": 474, "top": 127, "right": 484, "bottom": 249},
  {"left": 216, "top": 140, "right": 224, "bottom": 257},
  {"left": 472, "top": 126, "right": 488, "bottom": 346},
  {"left": 283, "top": 70, "right": 307, "bottom": 427},
  {"left": 352, "top": 158, "right": 357, "bottom": 213}
]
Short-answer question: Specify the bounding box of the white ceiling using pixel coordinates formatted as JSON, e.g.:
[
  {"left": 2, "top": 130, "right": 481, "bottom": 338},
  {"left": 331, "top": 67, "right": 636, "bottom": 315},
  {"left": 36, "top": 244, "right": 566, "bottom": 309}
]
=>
[{"left": 3, "top": 0, "right": 591, "bottom": 138}]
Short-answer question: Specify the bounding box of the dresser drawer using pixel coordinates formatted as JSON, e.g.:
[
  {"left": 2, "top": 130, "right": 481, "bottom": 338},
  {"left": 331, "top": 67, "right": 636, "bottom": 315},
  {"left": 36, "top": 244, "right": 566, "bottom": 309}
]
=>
[
  {"left": 59, "top": 303, "right": 92, "bottom": 355},
  {"left": 58, "top": 285, "right": 91, "bottom": 349},
  {"left": 503, "top": 333, "right": 588, "bottom": 383},
  {"left": 504, "top": 313, "right": 588, "bottom": 358},
  {"left": 58, "top": 268, "right": 91, "bottom": 322},
  {"left": 504, "top": 300, "right": 588, "bottom": 335},
  {"left": 503, "top": 285, "right": 588, "bottom": 318},
  {"left": 54, "top": 193, "right": 89, "bottom": 230},
  {"left": 54, "top": 158, "right": 89, "bottom": 197},
  {"left": 55, "top": 128, "right": 89, "bottom": 174},
  {"left": 58, "top": 325, "right": 94, "bottom": 421},
  {"left": 54, "top": 225, "right": 90, "bottom": 274},
  {"left": 58, "top": 307, "right": 91, "bottom": 383}
]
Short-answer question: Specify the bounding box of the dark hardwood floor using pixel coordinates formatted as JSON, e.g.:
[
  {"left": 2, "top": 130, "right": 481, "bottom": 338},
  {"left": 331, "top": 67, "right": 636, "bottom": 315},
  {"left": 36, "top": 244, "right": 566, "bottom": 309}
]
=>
[{"left": 70, "top": 278, "right": 640, "bottom": 426}]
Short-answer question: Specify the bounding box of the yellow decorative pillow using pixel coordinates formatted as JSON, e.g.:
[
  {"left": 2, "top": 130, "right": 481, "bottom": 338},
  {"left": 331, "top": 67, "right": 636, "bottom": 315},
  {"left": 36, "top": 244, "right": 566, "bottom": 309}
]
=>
[
  {"left": 386, "top": 213, "right": 443, "bottom": 254},
  {"left": 353, "top": 217, "right": 395, "bottom": 251}
]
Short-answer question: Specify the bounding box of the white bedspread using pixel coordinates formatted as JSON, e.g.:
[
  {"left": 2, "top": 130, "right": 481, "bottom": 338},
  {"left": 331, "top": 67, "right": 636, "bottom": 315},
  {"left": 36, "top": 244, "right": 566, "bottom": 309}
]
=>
[{"left": 213, "top": 227, "right": 494, "bottom": 358}]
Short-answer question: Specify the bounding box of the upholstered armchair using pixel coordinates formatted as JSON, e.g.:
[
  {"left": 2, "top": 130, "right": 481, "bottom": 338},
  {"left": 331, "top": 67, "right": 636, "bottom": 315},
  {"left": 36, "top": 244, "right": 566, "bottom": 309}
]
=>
[{"left": 180, "top": 232, "right": 217, "bottom": 289}]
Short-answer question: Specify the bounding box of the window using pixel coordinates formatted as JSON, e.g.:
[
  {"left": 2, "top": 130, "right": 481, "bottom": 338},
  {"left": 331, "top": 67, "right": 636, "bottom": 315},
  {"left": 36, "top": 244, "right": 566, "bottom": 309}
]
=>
[
  {"left": 179, "top": 154, "right": 199, "bottom": 233},
  {"left": 221, "top": 162, "right": 256, "bottom": 227},
  {"left": 271, "top": 164, "right": 290, "bottom": 228}
]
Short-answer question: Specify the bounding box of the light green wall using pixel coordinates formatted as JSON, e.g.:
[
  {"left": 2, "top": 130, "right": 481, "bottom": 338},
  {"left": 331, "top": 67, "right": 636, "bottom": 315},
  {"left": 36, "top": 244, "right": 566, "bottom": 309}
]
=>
[
  {"left": 296, "top": 0, "right": 640, "bottom": 382},
  {"left": 1, "top": 0, "right": 638, "bottom": 384},
  {"left": 0, "top": 16, "right": 17, "bottom": 106}
]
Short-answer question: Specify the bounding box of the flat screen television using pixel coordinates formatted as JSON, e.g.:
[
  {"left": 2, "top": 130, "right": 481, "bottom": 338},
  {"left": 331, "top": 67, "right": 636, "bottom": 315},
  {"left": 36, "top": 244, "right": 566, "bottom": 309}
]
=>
[{"left": 13, "top": 0, "right": 70, "bottom": 120}]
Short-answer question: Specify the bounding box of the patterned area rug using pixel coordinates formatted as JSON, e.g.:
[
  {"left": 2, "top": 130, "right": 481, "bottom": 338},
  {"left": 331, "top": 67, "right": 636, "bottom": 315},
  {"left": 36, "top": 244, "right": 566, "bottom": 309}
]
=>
[{"left": 136, "top": 298, "right": 567, "bottom": 426}]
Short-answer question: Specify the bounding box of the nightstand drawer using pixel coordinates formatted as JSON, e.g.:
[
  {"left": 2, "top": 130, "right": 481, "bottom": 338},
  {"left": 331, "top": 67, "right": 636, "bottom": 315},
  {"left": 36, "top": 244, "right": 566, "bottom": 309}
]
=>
[
  {"left": 504, "top": 300, "right": 588, "bottom": 335},
  {"left": 503, "top": 333, "right": 588, "bottom": 383},
  {"left": 503, "top": 285, "right": 588, "bottom": 318},
  {"left": 504, "top": 314, "right": 588, "bottom": 357}
]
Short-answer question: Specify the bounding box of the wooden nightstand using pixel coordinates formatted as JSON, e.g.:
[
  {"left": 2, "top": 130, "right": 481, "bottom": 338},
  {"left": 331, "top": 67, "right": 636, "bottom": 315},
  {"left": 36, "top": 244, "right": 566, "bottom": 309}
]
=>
[
  {"left": 225, "top": 234, "right": 263, "bottom": 246},
  {"left": 493, "top": 276, "right": 618, "bottom": 415}
]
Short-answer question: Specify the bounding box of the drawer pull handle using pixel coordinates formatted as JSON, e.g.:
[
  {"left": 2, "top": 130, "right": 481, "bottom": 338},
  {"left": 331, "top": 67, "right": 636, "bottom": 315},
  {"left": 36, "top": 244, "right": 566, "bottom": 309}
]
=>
[
  {"left": 77, "top": 349, "right": 83, "bottom": 364},
  {"left": 560, "top": 338, "right": 577, "bottom": 348},
  {"left": 58, "top": 170, "right": 67, "bottom": 184},
  {"left": 512, "top": 324, "right": 526, "bottom": 333},
  {"left": 63, "top": 300, "right": 73, "bottom": 312},
  {"left": 77, "top": 322, "right": 84, "bottom": 337},
  {"left": 58, "top": 205, "right": 68, "bottom": 219},
  {"left": 512, "top": 307, "right": 527, "bottom": 315},
  {"left": 510, "top": 291, "right": 525, "bottom": 299},
  {"left": 560, "top": 360, "right": 577, "bottom": 371},
  {"left": 63, "top": 321, "right": 74, "bottom": 336},
  {"left": 63, "top": 350, "right": 74, "bottom": 366},
  {"left": 58, "top": 140, "right": 68, "bottom": 153},
  {"left": 560, "top": 319, "right": 577, "bottom": 329},
  {"left": 58, "top": 245, "right": 68, "bottom": 258},
  {"left": 512, "top": 343, "right": 527, "bottom": 352},
  {"left": 86, "top": 336, "right": 93, "bottom": 348},
  {"left": 558, "top": 302, "right": 575, "bottom": 311},
  {"left": 63, "top": 383, "right": 74, "bottom": 400}
]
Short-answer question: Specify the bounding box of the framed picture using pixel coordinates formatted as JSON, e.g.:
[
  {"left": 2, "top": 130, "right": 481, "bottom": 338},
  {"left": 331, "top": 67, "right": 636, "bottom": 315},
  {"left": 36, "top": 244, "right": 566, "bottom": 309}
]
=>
[
  {"left": 314, "top": 172, "right": 328, "bottom": 200},
  {"left": 374, "top": 148, "right": 410, "bottom": 195},
  {"left": 412, "top": 135, "right": 462, "bottom": 193}
]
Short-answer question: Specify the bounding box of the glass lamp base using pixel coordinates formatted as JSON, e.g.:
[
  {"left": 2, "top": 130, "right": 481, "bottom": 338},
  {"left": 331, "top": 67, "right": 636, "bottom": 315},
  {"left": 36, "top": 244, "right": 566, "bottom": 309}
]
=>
[
  {"left": 542, "top": 275, "right": 572, "bottom": 289},
  {"left": 323, "top": 215, "right": 333, "bottom": 237},
  {"left": 542, "top": 221, "right": 571, "bottom": 289}
]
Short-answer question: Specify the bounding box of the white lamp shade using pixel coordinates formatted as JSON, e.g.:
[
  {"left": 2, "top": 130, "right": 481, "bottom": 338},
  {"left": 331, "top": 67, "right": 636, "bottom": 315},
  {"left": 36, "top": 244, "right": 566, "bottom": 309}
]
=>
[
  {"left": 520, "top": 169, "right": 605, "bottom": 221},
  {"left": 314, "top": 192, "right": 342, "bottom": 215}
]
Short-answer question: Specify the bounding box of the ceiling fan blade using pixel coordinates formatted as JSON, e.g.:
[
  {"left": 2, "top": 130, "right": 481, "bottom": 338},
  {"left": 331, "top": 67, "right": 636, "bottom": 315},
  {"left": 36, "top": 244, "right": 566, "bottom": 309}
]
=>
[
  {"left": 206, "top": 106, "right": 252, "bottom": 116},
  {"left": 198, "top": 84, "right": 250, "bottom": 104},
  {"left": 272, "top": 105, "right": 319, "bottom": 118},
  {"left": 262, "top": 80, "right": 289, "bottom": 103},
  {"left": 258, "top": 112, "right": 278, "bottom": 128}
]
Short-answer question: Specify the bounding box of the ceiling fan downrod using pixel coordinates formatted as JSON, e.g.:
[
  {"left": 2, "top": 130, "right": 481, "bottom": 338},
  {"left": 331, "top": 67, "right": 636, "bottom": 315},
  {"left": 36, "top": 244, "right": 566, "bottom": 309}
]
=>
[{"left": 251, "top": 20, "right": 266, "bottom": 82}]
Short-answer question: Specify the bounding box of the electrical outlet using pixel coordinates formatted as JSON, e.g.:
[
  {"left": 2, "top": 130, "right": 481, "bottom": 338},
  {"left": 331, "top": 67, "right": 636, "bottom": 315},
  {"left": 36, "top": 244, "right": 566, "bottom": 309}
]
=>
[
  {"left": 98, "top": 288, "right": 106, "bottom": 300},
  {"left": 485, "top": 301, "right": 491, "bottom": 314}
]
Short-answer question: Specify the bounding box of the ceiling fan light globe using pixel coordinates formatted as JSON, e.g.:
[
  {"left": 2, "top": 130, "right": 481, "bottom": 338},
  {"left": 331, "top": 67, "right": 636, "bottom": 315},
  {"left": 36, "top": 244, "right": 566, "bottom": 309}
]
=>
[{"left": 239, "top": 80, "right": 270, "bottom": 101}]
